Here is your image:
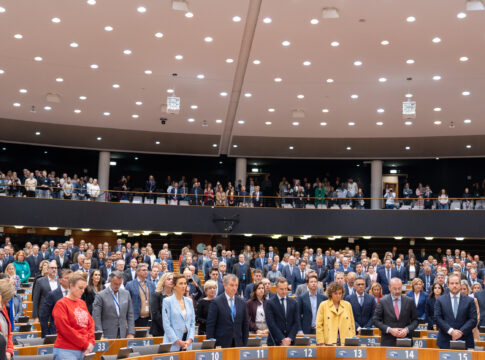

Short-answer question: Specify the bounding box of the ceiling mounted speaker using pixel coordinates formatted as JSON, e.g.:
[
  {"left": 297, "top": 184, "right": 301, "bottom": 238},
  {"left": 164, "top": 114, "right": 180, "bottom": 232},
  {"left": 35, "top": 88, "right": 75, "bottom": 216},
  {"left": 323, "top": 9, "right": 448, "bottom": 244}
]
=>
[
  {"left": 46, "top": 93, "right": 61, "bottom": 103},
  {"left": 172, "top": 0, "right": 189, "bottom": 11},
  {"left": 467, "top": 0, "right": 485, "bottom": 10},
  {"left": 322, "top": 7, "right": 339, "bottom": 19}
]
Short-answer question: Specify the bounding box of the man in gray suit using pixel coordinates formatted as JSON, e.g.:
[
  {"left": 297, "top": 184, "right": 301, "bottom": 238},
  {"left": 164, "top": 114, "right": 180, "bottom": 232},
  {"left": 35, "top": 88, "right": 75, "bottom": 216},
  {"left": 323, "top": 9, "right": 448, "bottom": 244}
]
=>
[{"left": 92, "top": 271, "right": 135, "bottom": 339}]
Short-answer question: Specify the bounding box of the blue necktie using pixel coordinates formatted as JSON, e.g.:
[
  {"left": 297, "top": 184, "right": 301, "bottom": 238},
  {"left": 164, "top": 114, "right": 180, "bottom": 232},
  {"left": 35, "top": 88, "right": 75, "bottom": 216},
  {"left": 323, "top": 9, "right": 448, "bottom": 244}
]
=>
[
  {"left": 229, "top": 297, "right": 235, "bottom": 321},
  {"left": 453, "top": 296, "right": 458, "bottom": 318}
]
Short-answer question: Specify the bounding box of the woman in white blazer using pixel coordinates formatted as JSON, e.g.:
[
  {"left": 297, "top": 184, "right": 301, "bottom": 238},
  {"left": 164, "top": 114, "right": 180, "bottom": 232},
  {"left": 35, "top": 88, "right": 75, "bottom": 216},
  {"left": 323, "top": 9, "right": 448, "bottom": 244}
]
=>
[{"left": 162, "top": 274, "right": 196, "bottom": 351}]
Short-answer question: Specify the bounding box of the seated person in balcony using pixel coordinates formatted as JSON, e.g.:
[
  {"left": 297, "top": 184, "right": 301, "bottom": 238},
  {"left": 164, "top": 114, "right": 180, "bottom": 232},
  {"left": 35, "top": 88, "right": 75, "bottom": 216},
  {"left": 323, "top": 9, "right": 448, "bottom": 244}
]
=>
[{"left": 384, "top": 187, "right": 396, "bottom": 209}]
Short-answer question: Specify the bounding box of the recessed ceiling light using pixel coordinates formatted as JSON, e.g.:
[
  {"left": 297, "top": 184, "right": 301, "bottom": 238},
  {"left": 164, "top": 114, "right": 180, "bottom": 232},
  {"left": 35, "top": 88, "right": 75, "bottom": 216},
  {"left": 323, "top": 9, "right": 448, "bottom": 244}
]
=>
[
  {"left": 297, "top": 94, "right": 304, "bottom": 99},
  {"left": 56, "top": 77, "right": 63, "bottom": 82},
  {"left": 459, "top": 56, "right": 469, "bottom": 62},
  {"left": 19, "top": 89, "right": 27, "bottom": 93},
  {"left": 175, "top": 54, "right": 183, "bottom": 60},
  {"left": 244, "top": 92, "right": 252, "bottom": 98},
  {"left": 0, "top": 6, "right": 6, "bottom": 12},
  {"left": 14, "top": 34, "right": 23, "bottom": 39},
  {"left": 265, "top": 121, "right": 272, "bottom": 125},
  {"left": 263, "top": 17, "right": 272, "bottom": 23},
  {"left": 70, "top": 42, "right": 79, "bottom": 48},
  {"left": 34, "top": 56, "right": 43, "bottom": 61},
  {"left": 190, "top": 105, "right": 198, "bottom": 109},
  {"left": 215, "top": 119, "right": 223, "bottom": 123},
  {"left": 166, "top": 89, "right": 174, "bottom": 93},
  {"left": 466, "top": 144, "right": 472, "bottom": 149},
  {"left": 226, "top": 58, "right": 234, "bottom": 63},
  {"left": 406, "top": 59, "right": 415, "bottom": 64},
  {"left": 350, "top": 94, "right": 359, "bottom": 99},
  {"left": 310, "top": 18, "right": 319, "bottom": 24},
  {"left": 268, "top": 108, "right": 275, "bottom": 112},
  {"left": 434, "top": 120, "right": 442, "bottom": 125},
  {"left": 405, "top": 146, "right": 411, "bottom": 150},
  {"left": 35, "top": 131, "right": 41, "bottom": 135},
  {"left": 104, "top": 25, "right": 113, "bottom": 31},
  {"left": 90, "top": 64, "right": 99, "bottom": 69},
  {"left": 303, "top": 61, "right": 311, "bottom": 66},
  {"left": 154, "top": 32, "right": 163, "bottom": 38},
  {"left": 134, "top": 157, "right": 139, "bottom": 160},
  {"left": 252, "top": 59, "right": 261, "bottom": 65},
  {"left": 464, "top": 119, "right": 472, "bottom": 124},
  {"left": 155, "top": 141, "right": 160, "bottom": 144},
  {"left": 330, "top": 41, "right": 340, "bottom": 47},
  {"left": 405, "top": 93, "right": 413, "bottom": 98},
  {"left": 322, "top": 108, "right": 329, "bottom": 113},
  {"left": 377, "top": 108, "right": 385, "bottom": 113},
  {"left": 376, "top": 121, "right": 384, "bottom": 126},
  {"left": 87, "top": 0, "right": 96, "bottom": 4},
  {"left": 292, "top": 121, "right": 299, "bottom": 126},
  {"left": 233, "top": 144, "right": 238, "bottom": 148},
  {"left": 457, "top": 12, "right": 467, "bottom": 19},
  {"left": 219, "top": 92, "right": 228, "bottom": 97},
  {"left": 185, "top": 11, "right": 194, "bottom": 18},
  {"left": 378, "top": 77, "right": 387, "bottom": 82},
  {"left": 405, "top": 121, "right": 413, "bottom": 126},
  {"left": 326, "top": 78, "right": 334, "bottom": 83},
  {"left": 348, "top": 122, "right": 355, "bottom": 126},
  {"left": 406, "top": 16, "right": 416, "bottom": 22},
  {"left": 123, "top": 49, "right": 132, "bottom": 55},
  {"left": 346, "top": 146, "right": 352, "bottom": 150},
  {"left": 44, "top": 106, "right": 52, "bottom": 111},
  {"left": 432, "top": 75, "right": 441, "bottom": 80},
  {"left": 432, "top": 37, "right": 441, "bottom": 43},
  {"left": 131, "top": 114, "right": 139, "bottom": 119},
  {"left": 433, "top": 107, "right": 442, "bottom": 112},
  {"left": 197, "top": 74, "right": 205, "bottom": 79},
  {"left": 353, "top": 60, "right": 363, "bottom": 66},
  {"left": 79, "top": 95, "right": 87, "bottom": 100},
  {"left": 320, "top": 122, "right": 327, "bottom": 126},
  {"left": 137, "top": 6, "right": 147, "bottom": 13},
  {"left": 188, "top": 118, "right": 195, "bottom": 123},
  {"left": 204, "top": 36, "right": 213, "bottom": 42},
  {"left": 96, "top": 137, "right": 102, "bottom": 141},
  {"left": 462, "top": 91, "right": 470, "bottom": 96},
  {"left": 0, "top": 69, "right": 4, "bottom": 74},
  {"left": 13, "top": 102, "right": 21, "bottom": 107},
  {"left": 74, "top": 109, "right": 81, "bottom": 114},
  {"left": 289, "top": 146, "right": 294, "bottom": 150},
  {"left": 274, "top": 77, "right": 282, "bottom": 82},
  {"left": 380, "top": 40, "right": 390, "bottom": 45},
  {"left": 51, "top": 17, "right": 61, "bottom": 23},
  {"left": 103, "top": 112, "right": 110, "bottom": 116},
  {"left": 144, "top": 70, "right": 152, "bottom": 74},
  {"left": 112, "top": 84, "right": 120, "bottom": 88},
  {"left": 232, "top": 16, "right": 241, "bottom": 22},
  {"left": 238, "top": 120, "right": 245, "bottom": 124},
  {"left": 282, "top": 40, "right": 291, "bottom": 46}
]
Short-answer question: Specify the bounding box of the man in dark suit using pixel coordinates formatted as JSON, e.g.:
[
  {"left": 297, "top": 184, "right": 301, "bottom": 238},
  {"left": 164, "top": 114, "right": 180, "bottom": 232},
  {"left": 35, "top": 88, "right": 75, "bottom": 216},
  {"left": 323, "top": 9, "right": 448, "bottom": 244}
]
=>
[
  {"left": 100, "top": 258, "right": 115, "bottom": 283},
  {"left": 419, "top": 266, "right": 436, "bottom": 293},
  {"left": 266, "top": 277, "right": 300, "bottom": 345},
  {"left": 232, "top": 254, "right": 251, "bottom": 296},
  {"left": 123, "top": 259, "right": 138, "bottom": 285},
  {"left": 475, "top": 287, "right": 485, "bottom": 328},
  {"left": 291, "top": 260, "right": 308, "bottom": 293},
  {"left": 206, "top": 274, "right": 249, "bottom": 348},
  {"left": 207, "top": 267, "right": 225, "bottom": 296},
  {"left": 32, "top": 260, "right": 59, "bottom": 323},
  {"left": 297, "top": 274, "right": 327, "bottom": 334},
  {"left": 311, "top": 256, "right": 328, "bottom": 285},
  {"left": 377, "top": 259, "right": 397, "bottom": 295},
  {"left": 374, "top": 277, "right": 418, "bottom": 346},
  {"left": 70, "top": 254, "right": 85, "bottom": 272},
  {"left": 254, "top": 251, "right": 267, "bottom": 270},
  {"left": 393, "top": 258, "right": 408, "bottom": 283},
  {"left": 252, "top": 185, "right": 263, "bottom": 207},
  {"left": 435, "top": 273, "right": 478, "bottom": 349},
  {"left": 26, "top": 245, "right": 43, "bottom": 277},
  {"left": 55, "top": 247, "right": 71, "bottom": 270},
  {"left": 282, "top": 256, "right": 297, "bottom": 291},
  {"left": 244, "top": 269, "right": 263, "bottom": 300},
  {"left": 39, "top": 269, "right": 71, "bottom": 336},
  {"left": 346, "top": 276, "right": 376, "bottom": 333}
]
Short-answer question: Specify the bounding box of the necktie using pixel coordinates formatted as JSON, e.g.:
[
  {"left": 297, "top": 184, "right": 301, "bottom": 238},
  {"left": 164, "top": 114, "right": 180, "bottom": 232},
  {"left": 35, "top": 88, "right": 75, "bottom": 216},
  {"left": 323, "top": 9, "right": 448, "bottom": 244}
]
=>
[
  {"left": 453, "top": 296, "right": 458, "bottom": 318},
  {"left": 394, "top": 298, "right": 400, "bottom": 320},
  {"left": 280, "top": 298, "right": 286, "bottom": 316},
  {"left": 301, "top": 271, "right": 305, "bottom": 280},
  {"left": 359, "top": 295, "right": 363, "bottom": 306},
  {"left": 387, "top": 270, "right": 391, "bottom": 282},
  {"left": 229, "top": 297, "right": 235, "bottom": 321}
]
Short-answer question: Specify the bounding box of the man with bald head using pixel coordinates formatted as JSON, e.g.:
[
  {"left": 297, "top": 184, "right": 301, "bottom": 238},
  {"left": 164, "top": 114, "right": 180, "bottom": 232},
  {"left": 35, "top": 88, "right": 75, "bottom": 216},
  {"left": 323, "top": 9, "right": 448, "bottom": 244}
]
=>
[{"left": 374, "top": 277, "right": 418, "bottom": 346}]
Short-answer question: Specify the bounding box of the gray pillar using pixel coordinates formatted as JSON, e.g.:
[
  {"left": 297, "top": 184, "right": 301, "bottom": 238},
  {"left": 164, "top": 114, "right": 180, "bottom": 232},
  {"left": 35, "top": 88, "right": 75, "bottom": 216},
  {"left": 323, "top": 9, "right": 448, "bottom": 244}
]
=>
[
  {"left": 371, "top": 160, "right": 383, "bottom": 209},
  {"left": 235, "top": 158, "right": 247, "bottom": 187},
  {"left": 98, "top": 151, "right": 110, "bottom": 201}
]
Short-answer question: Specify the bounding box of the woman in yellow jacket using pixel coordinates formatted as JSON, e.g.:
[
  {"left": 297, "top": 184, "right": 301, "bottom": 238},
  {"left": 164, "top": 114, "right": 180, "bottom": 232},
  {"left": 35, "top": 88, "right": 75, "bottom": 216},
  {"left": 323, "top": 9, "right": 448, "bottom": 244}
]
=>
[{"left": 316, "top": 281, "right": 356, "bottom": 345}]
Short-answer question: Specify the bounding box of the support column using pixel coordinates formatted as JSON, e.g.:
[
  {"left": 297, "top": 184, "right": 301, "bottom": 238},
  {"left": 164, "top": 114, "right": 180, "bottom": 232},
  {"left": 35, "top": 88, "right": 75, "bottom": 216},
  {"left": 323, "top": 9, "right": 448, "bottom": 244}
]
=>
[
  {"left": 371, "top": 160, "right": 383, "bottom": 209},
  {"left": 98, "top": 151, "right": 110, "bottom": 201},
  {"left": 235, "top": 158, "right": 247, "bottom": 188}
]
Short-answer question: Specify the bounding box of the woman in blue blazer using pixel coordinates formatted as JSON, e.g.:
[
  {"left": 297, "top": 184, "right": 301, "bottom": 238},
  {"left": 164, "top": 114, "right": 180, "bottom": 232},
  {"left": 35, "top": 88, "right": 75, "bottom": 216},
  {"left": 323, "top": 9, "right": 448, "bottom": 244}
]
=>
[
  {"left": 406, "top": 278, "right": 428, "bottom": 320},
  {"left": 162, "top": 274, "right": 196, "bottom": 351},
  {"left": 426, "top": 283, "right": 444, "bottom": 330}
]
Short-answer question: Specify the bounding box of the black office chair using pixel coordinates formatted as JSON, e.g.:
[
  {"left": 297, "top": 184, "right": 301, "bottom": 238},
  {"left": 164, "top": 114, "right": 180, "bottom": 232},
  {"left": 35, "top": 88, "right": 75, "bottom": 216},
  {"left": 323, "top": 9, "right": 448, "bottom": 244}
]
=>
[{"left": 15, "top": 338, "right": 45, "bottom": 346}]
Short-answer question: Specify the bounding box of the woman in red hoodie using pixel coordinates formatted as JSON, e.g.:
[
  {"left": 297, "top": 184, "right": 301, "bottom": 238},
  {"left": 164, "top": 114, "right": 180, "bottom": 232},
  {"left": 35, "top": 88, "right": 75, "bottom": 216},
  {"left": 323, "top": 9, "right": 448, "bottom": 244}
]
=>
[
  {"left": 0, "top": 278, "right": 15, "bottom": 360},
  {"left": 53, "top": 273, "right": 95, "bottom": 360}
]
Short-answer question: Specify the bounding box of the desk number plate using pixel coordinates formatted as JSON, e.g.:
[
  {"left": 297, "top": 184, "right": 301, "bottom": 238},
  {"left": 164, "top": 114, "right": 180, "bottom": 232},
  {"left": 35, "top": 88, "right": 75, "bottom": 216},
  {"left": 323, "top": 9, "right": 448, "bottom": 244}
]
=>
[
  {"left": 93, "top": 341, "right": 109, "bottom": 353},
  {"left": 154, "top": 356, "right": 179, "bottom": 360},
  {"left": 195, "top": 350, "right": 223, "bottom": 360},
  {"left": 37, "top": 346, "right": 54, "bottom": 355},
  {"left": 336, "top": 348, "right": 367, "bottom": 358},
  {"left": 387, "top": 349, "right": 419, "bottom": 359},
  {"left": 286, "top": 348, "right": 316, "bottom": 358},
  {"left": 439, "top": 352, "right": 471, "bottom": 360},
  {"left": 240, "top": 349, "right": 268, "bottom": 359},
  {"left": 127, "top": 339, "right": 153, "bottom": 347}
]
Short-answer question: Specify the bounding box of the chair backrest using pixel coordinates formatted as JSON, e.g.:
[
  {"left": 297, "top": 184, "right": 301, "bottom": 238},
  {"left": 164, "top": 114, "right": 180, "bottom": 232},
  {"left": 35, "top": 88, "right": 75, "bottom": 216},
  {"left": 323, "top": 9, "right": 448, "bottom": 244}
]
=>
[{"left": 130, "top": 345, "right": 159, "bottom": 355}]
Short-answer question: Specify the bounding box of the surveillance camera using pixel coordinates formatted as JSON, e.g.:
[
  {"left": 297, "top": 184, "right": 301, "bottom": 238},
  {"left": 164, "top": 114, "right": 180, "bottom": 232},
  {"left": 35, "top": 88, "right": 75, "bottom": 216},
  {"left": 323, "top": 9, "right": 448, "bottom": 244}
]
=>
[{"left": 160, "top": 117, "right": 167, "bottom": 125}]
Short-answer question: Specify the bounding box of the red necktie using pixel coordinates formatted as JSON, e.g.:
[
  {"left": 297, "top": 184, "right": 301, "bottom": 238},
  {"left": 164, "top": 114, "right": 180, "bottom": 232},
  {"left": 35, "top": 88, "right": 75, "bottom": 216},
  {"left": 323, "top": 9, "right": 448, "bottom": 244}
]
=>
[{"left": 394, "top": 298, "right": 400, "bottom": 320}]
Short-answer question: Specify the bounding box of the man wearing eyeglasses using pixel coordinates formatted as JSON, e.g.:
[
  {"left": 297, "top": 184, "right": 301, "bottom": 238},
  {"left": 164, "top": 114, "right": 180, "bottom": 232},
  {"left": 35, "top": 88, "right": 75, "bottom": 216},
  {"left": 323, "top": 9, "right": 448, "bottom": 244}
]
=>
[{"left": 32, "top": 260, "right": 59, "bottom": 336}]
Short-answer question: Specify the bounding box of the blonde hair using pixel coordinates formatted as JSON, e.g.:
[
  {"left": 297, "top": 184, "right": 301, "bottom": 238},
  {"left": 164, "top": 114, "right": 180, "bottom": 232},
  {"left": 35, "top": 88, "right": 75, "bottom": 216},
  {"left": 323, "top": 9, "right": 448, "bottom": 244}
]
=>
[
  {"left": 156, "top": 272, "right": 173, "bottom": 293},
  {"left": 4, "top": 263, "right": 15, "bottom": 276},
  {"left": 39, "top": 260, "right": 50, "bottom": 276},
  {"left": 0, "top": 278, "right": 15, "bottom": 303},
  {"left": 369, "top": 282, "right": 383, "bottom": 295},
  {"left": 204, "top": 279, "right": 217, "bottom": 292},
  {"left": 411, "top": 278, "right": 423, "bottom": 292}
]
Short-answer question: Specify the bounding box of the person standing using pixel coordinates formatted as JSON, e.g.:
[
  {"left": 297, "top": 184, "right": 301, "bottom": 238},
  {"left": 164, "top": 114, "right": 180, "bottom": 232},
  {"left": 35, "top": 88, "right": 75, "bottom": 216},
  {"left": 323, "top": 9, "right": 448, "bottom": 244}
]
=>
[
  {"left": 52, "top": 273, "right": 95, "bottom": 360},
  {"left": 232, "top": 255, "right": 251, "bottom": 296},
  {"left": 297, "top": 275, "right": 327, "bottom": 335},
  {"left": 347, "top": 276, "right": 376, "bottom": 333},
  {"left": 33, "top": 260, "right": 59, "bottom": 327},
  {"left": 435, "top": 274, "right": 478, "bottom": 349},
  {"left": 125, "top": 263, "right": 155, "bottom": 326},
  {"left": 373, "top": 278, "right": 418, "bottom": 346},
  {"left": 206, "top": 274, "right": 249, "bottom": 348},
  {"left": 92, "top": 271, "right": 135, "bottom": 339}
]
